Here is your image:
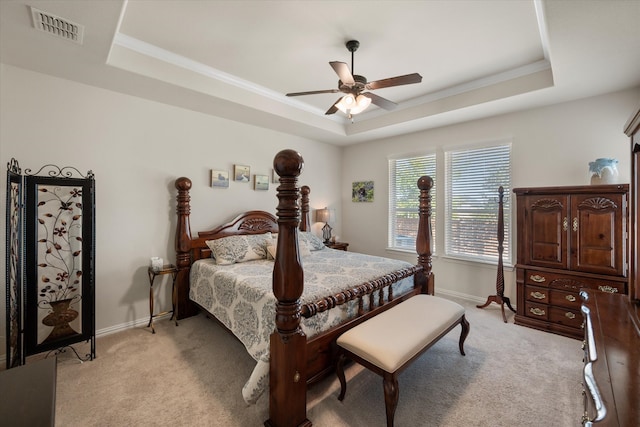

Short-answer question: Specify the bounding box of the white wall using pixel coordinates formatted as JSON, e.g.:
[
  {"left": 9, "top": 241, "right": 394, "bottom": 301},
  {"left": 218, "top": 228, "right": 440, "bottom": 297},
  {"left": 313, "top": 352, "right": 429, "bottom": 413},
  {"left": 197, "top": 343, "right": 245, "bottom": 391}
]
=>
[
  {"left": 0, "top": 64, "right": 342, "bottom": 355},
  {"left": 342, "top": 89, "right": 640, "bottom": 304}
]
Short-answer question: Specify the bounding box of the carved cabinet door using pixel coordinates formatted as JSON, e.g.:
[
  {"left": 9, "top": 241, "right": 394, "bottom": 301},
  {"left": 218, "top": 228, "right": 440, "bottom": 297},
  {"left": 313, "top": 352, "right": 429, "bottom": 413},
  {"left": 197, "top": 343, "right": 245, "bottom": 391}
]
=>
[
  {"left": 570, "top": 193, "right": 626, "bottom": 276},
  {"left": 522, "top": 194, "right": 569, "bottom": 270}
]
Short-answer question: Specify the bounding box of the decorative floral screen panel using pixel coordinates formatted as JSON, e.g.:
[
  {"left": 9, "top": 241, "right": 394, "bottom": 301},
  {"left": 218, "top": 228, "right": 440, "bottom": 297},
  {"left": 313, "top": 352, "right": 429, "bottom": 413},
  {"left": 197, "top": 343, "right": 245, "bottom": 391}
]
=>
[{"left": 24, "top": 174, "right": 95, "bottom": 357}]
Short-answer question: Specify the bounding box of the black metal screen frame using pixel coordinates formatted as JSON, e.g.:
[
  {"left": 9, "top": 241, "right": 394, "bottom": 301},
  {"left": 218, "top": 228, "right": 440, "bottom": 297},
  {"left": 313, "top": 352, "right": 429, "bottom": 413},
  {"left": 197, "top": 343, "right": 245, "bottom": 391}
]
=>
[{"left": 5, "top": 159, "right": 24, "bottom": 368}]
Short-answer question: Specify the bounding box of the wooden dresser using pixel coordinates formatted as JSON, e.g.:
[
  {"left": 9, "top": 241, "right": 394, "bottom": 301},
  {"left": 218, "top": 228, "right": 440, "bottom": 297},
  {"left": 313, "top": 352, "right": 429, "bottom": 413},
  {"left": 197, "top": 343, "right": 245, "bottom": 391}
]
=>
[
  {"left": 580, "top": 289, "right": 639, "bottom": 425},
  {"left": 514, "top": 185, "right": 629, "bottom": 339}
]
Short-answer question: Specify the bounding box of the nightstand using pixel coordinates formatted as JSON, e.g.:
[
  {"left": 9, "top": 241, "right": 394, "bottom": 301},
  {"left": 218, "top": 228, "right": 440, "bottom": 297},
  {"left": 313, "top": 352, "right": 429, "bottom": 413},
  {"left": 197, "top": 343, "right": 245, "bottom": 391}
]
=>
[
  {"left": 325, "top": 241, "right": 349, "bottom": 251},
  {"left": 147, "top": 264, "right": 179, "bottom": 334}
]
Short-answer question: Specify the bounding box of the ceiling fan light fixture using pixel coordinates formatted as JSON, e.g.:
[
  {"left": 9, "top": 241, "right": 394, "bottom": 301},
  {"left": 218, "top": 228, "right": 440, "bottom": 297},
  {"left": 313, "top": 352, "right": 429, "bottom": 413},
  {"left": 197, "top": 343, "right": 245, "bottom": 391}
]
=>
[
  {"left": 352, "top": 94, "right": 372, "bottom": 114},
  {"left": 336, "top": 93, "right": 371, "bottom": 116},
  {"left": 336, "top": 94, "right": 355, "bottom": 114}
]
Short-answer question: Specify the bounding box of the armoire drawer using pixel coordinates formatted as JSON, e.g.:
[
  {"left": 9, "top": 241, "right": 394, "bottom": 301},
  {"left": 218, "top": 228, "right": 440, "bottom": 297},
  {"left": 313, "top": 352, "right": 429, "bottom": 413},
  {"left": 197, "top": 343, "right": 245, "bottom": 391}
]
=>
[
  {"left": 524, "top": 269, "right": 626, "bottom": 294},
  {"left": 549, "top": 288, "right": 580, "bottom": 309},
  {"left": 549, "top": 306, "right": 582, "bottom": 329},
  {"left": 525, "top": 285, "right": 549, "bottom": 303},
  {"left": 525, "top": 302, "right": 549, "bottom": 320}
]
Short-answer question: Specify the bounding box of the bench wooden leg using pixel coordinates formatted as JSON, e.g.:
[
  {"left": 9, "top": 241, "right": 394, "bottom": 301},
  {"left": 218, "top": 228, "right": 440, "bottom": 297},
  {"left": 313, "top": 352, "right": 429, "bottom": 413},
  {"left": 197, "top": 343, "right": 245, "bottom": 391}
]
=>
[
  {"left": 383, "top": 372, "right": 399, "bottom": 427},
  {"left": 459, "top": 314, "right": 470, "bottom": 356},
  {"left": 336, "top": 352, "right": 347, "bottom": 401}
]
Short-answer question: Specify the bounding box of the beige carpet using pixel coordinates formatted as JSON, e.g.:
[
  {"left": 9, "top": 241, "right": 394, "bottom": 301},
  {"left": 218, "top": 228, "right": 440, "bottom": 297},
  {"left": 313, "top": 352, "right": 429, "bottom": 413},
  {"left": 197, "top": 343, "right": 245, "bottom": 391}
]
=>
[{"left": 51, "top": 297, "right": 582, "bottom": 426}]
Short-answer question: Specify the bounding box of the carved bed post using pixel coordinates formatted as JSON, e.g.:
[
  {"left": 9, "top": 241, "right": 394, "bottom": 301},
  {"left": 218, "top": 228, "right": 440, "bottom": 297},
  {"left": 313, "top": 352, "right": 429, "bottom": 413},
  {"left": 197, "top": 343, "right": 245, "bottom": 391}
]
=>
[
  {"left": 174, "top": 177, "right": 197, "bottom": 319},
  {"left": 416, "top": 176, "right": 434, "bottom": 295},
  {"left": 265, "top": 150, "right": 311, "bottom": 427},
  {"left": 300, "top": 185, "right": 310, "bottom": 232}
]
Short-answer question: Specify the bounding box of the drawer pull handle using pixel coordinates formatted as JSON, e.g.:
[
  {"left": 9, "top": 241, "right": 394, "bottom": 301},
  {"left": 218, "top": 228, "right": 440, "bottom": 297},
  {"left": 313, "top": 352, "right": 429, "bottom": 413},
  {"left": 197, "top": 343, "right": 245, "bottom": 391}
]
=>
[
  {"left": 529, "top": 307, "right": 546, "bottom": 316},
  {"left": 598, "top": 285, "right": 618, "bottom": 293},
  {"left": 565, "top": 312, "right": 576, "bottom": 320},
  {"left": 573, "top": 217, "right": 578, "bottom": 232},
  {"left": 562, "top": 217, "right": 568, "bottom": 231},
  {"left": 530, "top": 274, "right": 546, "bottom": 283},
  {"left": 565, "top": 295, "right": 576, "bottom": 302},
  {"left": 530, "top": 291, "right": 546, "bottom": 300}
]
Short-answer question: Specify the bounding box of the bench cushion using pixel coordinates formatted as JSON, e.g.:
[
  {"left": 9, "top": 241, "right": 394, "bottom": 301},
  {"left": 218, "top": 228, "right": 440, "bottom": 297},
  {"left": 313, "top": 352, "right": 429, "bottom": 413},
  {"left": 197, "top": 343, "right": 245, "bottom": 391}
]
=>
[{"left": 337, "top": 295, "right": 465, "bottom": 373}]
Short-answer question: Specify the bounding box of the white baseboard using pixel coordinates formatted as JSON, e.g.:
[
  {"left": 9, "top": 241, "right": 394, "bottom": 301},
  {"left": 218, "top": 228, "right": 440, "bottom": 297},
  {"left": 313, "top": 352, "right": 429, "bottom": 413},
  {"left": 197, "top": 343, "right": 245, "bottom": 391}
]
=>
[
  {"left": 0, "top": 313, "right": 174, "bottom": 365},
  {"left": 437, "top": 288, "right": 518, "bottom": 311},
  {"left": 95, "top": 312, "right": 173, "bottom": 337},
  {"left": 436, "top": 288, "right": 488, "bottom": 304}
]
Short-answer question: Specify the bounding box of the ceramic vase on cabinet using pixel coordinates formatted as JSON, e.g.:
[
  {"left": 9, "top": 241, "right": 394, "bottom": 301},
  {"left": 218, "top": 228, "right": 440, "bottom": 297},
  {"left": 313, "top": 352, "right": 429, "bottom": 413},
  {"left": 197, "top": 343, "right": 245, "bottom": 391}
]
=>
[{"left": 589, "top": 158, "right": 619, "bottom": 185}]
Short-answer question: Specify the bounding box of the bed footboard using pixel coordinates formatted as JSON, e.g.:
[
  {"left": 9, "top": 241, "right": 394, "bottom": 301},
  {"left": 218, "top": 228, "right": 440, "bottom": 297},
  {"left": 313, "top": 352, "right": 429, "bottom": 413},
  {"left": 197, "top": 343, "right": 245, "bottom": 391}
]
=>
[{"left": 266, "top": 149, "right": 435, "bottom": 427}]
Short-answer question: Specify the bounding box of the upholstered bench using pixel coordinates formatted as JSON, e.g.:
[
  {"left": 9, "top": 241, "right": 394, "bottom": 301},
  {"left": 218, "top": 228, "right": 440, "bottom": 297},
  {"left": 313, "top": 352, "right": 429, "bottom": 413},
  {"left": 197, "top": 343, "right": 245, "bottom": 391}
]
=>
[{"left": 336, "top": 294, "right": 470, "bottom": 427}]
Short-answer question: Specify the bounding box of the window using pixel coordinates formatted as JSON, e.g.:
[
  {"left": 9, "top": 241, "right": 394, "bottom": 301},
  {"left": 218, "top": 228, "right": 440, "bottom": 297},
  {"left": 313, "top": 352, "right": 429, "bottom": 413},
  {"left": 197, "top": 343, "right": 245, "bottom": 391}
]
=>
[
  {"left": 388, "top": 154, "right": 436, "bottom": 251},
  {"left": 445, "top": 143, "right": 511, "bottom": 263}
]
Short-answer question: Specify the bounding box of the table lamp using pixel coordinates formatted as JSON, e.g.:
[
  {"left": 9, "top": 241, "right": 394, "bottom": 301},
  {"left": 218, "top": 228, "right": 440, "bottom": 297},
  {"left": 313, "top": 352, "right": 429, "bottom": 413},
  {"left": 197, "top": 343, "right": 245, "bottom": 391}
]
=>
[{"left": 316, "top": 207, "right": 334, "bottom": 244}]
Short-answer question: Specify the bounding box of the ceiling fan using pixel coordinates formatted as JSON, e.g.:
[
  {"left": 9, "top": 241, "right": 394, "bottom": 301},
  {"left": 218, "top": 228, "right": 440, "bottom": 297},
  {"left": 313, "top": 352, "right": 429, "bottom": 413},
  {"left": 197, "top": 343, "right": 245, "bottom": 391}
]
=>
[{"left": 286, "top": 40, "right": 422, "bottom": 118}]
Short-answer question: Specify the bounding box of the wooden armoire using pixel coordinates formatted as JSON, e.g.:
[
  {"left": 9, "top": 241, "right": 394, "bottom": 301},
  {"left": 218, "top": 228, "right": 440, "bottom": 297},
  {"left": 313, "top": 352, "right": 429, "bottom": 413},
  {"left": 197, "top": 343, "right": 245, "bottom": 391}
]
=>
[{"left": 513, "top": 184, "right": 629, "bottom": 340}]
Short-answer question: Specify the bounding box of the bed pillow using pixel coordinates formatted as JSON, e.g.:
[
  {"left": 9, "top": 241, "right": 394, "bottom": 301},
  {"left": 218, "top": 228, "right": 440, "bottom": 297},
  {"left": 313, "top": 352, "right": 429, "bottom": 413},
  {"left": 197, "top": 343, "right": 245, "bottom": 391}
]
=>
[
  {"left": 266, "top": 239, "right": 311, "bottom": 260},
  {"left": 300, "top": 232, "right": 326, "bottom": 251},
  {"left": 206, "top": 232, "right": 271, "bottom": 265},
  {"left": 270, "top": 232, "right": 325, "bottom": 251}
]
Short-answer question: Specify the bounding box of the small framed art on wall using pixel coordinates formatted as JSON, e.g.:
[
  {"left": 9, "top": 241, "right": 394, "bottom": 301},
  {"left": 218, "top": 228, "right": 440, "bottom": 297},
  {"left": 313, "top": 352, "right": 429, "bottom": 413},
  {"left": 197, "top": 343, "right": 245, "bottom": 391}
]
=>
[
  {"left": 234, "top": 165, "right": 250, "bottom": 182},
  {"left": 211, "top": 170, "right": 229, "bottom": 188}
]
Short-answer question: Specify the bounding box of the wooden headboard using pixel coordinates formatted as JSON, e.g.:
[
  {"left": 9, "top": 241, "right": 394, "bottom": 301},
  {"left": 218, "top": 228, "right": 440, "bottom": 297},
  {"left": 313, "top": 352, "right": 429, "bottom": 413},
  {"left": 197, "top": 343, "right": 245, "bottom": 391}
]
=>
[
  {"left": 190, "top": 210, "right": 279, "bottom": 261},
  {"left": 173, "top": 178, "right": 311, "bottom": 318}
]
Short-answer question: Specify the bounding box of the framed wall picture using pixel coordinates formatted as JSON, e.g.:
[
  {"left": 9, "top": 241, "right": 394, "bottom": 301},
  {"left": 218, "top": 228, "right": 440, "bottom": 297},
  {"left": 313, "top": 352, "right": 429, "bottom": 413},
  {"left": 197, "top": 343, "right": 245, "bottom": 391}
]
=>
[
  {"left": 234, "top": 165, "right": 250, "bottom": 182},
  {"left": 271, "top": 168, "right": 279, "bottom": 184},
  {"left": 211, "top": 170, "right": 229, "bottom": 188},
  {"left": 352, "top": 181, "right": 374, "bottom": 202},
  {"left": 254, "top": 174, "right": 269, "bottom": 191}
]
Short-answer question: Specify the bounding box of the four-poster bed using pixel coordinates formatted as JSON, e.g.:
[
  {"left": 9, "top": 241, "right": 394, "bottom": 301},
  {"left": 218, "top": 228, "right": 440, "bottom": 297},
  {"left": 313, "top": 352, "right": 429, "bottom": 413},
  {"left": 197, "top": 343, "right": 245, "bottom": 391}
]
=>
[{"left": 173, "top": 149, "right": 436, "bottom": 426}]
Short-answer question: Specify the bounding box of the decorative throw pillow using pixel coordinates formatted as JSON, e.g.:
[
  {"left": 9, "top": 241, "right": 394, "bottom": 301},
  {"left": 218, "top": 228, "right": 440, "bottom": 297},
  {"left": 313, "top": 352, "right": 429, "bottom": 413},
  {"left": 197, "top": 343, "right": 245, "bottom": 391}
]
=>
[
  {"left": 299, "top": 239, "right": 312, "bottom": 257},
  {"left": 266, "top": 241, "right": 277, "bottom": 260},
  {"left": 206, "top": 232, "right": 271, "bottom": 265},
  {"left": 300, "top": 232, "right": 326, "bottom": 251},
  {"left": 266, "top": 238, "right": 311, "bottom": 260}
]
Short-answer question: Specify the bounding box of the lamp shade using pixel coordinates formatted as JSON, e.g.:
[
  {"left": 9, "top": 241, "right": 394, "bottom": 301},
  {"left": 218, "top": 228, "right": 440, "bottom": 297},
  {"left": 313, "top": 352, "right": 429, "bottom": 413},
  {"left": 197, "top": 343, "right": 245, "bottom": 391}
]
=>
[{"left": 316, "top": 208, "right": 330, "bottom": 223}]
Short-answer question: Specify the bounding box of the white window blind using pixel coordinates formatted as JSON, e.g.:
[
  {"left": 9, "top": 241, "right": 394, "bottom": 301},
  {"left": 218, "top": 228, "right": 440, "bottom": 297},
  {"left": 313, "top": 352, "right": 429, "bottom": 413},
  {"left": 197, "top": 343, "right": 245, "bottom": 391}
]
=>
[
  {"left": 445, "top": 143, "right": 511, "bottom": 262},
  {"left": 388, "top": 154, "right": 436, "bottom": 251}
]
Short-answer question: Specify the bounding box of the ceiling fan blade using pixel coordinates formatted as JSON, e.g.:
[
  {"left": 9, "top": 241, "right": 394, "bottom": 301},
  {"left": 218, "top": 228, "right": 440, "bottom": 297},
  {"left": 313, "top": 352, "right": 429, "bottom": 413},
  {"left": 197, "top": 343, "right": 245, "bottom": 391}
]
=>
[
  {"left": 362, "top": 92, "right": 397, "bottom": 110},
  {"left": 286, "top": 89, "right": 339, "bottom": 97},
  {"left": 330, "top": 61, "right": 355, "bottom": 85},
  {"left": 366, "top": 73, "right": 422, "bottom": 90},
  {"left": 325, "top": 97, "right": 343, "bottom": 115}
]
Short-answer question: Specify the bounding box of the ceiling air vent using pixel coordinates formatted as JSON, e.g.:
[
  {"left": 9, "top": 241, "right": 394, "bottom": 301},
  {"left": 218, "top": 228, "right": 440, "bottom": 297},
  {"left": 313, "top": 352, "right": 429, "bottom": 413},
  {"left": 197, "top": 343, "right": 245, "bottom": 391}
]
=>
[{"left": 30, "top": 7, "right": 84, "bottom": 44}]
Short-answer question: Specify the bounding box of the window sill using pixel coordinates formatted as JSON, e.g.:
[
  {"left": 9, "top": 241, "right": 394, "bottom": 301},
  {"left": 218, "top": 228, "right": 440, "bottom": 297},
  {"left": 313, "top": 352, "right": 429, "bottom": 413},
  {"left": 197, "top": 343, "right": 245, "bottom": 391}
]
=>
[
  {"left": 384, "top": 248, "right": 514, "bottom": 272},
  {"left": 440, "top": 255, "right": 514, "bottom": 271}
]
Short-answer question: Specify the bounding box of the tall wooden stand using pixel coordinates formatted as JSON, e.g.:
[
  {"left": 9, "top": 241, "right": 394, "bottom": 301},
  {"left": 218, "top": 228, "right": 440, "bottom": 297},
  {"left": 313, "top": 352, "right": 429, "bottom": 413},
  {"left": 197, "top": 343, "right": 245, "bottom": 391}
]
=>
[{"left": 477, "top": 186, "right": 515, "bottom": 322}]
